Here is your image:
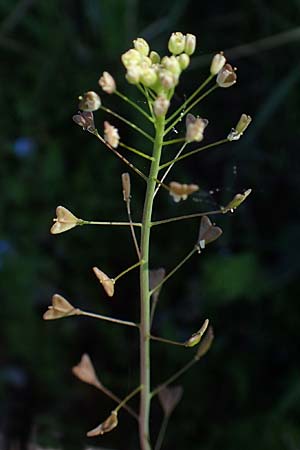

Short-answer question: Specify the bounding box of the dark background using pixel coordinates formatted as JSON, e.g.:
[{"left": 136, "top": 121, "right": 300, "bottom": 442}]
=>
[{"left": 1, "top": 1, "right": 300, "bottom": 449}]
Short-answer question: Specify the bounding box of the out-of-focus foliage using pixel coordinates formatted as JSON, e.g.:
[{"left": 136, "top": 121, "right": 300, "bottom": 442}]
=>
[{"left": 1, "top": 1, "right": 300, "bottom": 449}]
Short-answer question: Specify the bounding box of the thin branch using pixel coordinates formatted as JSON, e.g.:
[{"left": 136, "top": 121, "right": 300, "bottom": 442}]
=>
[
  {"left": 149, "top": 248, "right": 197, "bottom": 296},
  {"left": 115, "top": 385, "right": 143, "bottom": 413},
  {"left": 100, "top": 105, "right": 154, "bottom": 142},
  {"left": 115, "top": 90, "right": 154, "bottom": 122},
  {"left": 162, "top": 137, "right": 186, "bottom": 146},
  {"left": 114, "top": 260, "right": 144, "bottom": 282},
  {"left": 79, "top": 309, "right": 139, "bottom": 328},
  {"left": 120, "top": 142, "right": 154, "bottom": 161},
  {"left": 164, "top": 85, "right": 218, "bottom": 136},
  {"left": 82, "top": 219, "right": 141, "bottom": 227},
  {"left": 151, "top": 209, "right": 222, "bottom": 227},
  {"left": 159, "top": 138, "right": 228, "bottom": 170},
  {"left": 151, "top": 359, "right": 196, "bottom": 398},
  {"left": 125, "top": 200, "right": 141, "bottom": 259},
  {"left": 97, "top": 383, "right": 139, "bottom": 420},
  {"left": 154, "top": 415, "right": 169, "bottom": 450},
  {"left": 150, "top": 335, "right": 185, "bottom": 347}
]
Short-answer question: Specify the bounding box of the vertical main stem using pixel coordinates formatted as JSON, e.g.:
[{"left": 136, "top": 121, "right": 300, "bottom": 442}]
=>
[{"left": 139, "top": 116, "right": 165, "bottom": 450}]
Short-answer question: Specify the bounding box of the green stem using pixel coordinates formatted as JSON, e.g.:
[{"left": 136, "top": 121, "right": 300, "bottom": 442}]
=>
[
  {"left": 149, "top": 248, "right": 197, "bottom": 296},
  {"left": 96, "top": 384, "right": 139, "bottom": 420},
  {"left": 154, "top": 415, "right": 170, "bottom": 450},
  {"left": 100, "top": 105, "right": 154, "bottom": 142},
  {"left": 165, "top": 74, "right": 214, "bottom": 125},
  {"left": 151, "top": 359, "right": 196, "bottom": 398},
  {"left": 83, "top": 220, "right": 142, "bottom": 227},
  {"left": 151, "top": 209, "right": 222, "bottom": 227},
  {"left": 162, "top": 137, "right": 186, "bottom": 146},
  {"left": 159, "top": 139, "right": 228, "bottom": 170},
  {"left": 164, "top": 85, "right": 218, "bottom": 136},
  {"left": 150, "top": 335, "right": 185, "bottom": 347},
  {"left": 115, "top": 385, "right": 143, "bottom": 413},
  {"left": 120, "top": 142, "right": 154, "bottom": 161},
  {"left": 139, "top": 115, "right": 165, "bottom": 450},
  {"left": 114, "top": 260, "right": 145, "bottom": 282},
  {"left": 79, "top": 309, "right": 139, "bottom": 328},
  {"left": 115, "top": 90, "right": 154, "bottom": 122},
  {"left": 125, "top": 200, "right": 141, "bottom": 259}
]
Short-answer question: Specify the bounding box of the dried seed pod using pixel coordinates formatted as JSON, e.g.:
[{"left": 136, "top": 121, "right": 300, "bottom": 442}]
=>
[
  {"left": 72, "top": 111, "right": 95, "bottom": 132},
  {"left": 169, "top": 181, "right": 199, "bottom": 202},
  {"left": 43, "top": 294, "right": 79, "bottom": 320},
  {"left": 50, "top": 206, "right": 81, "bottom": 234},
  {"left": 87, "top": 411, "right": 118, "bottom": 437},
  {"left": 216, "top": 63, "right": 237, "bottom": 88},
  {"left": 197, "top": 215, "right": 223, "bottom": 249},
  {"left": 78, "top": 91, "right": 101, "bottom": 111},
  {"left": 72, "top": 353, "right": 102, "bottom": 388},
  {"left": 93, "top": 266, "right": 115, "bottom": 297},
  {"left": 158, "top": 385, "right": 183, "bottom": 417},
  {"left": 121, "top": 172, "right": 131, "bottom": 202}
]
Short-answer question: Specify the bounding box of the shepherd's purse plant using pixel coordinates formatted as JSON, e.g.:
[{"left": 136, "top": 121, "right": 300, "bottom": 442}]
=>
[{"left": 43, "top": 32, "right": 252, "bottom": 450}]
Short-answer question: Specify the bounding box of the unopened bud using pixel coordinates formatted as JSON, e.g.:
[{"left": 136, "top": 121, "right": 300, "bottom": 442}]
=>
[
  {"left": 184, "top": 33, "right": 196, "bottom": 55},
  {"left": 168, "top": 32, "right": 186, "bottom": 55},
  {"left": 159, "top": 69, "right": 178, "bottom": 90},
  {"left": 161, "top": 56, "right": 181, "bottom": 75},
  {"left": 133, "top": 37, "right": 150, "bottom": 56},
  {"left": 150, "top": 51, "right": 160, "bottom": 64},
  {"left": 121, "top": 49, "right": 141, "bottom": 68},
  {"left": 177, "top": 53, "right": 190, "bottom": 70},
  {"left": 98, "top": 71, "right": 116, "bottom": 94},
  {"left": 210, "top": 52, "right": 226, "bottom": 75},
  {"left": 121, "top": 172, "right": 131, "bottom": 202},
  {"left": 87, "top": 411, "right": 118, "bottom": 437},
  {"left": 227, "top": 114, "right": 252, "bottom": 141},
  {"left": 153, "top": 95, "right": 170, "bottom": 117},
  {"left": 216, "top": 63, "right": 237, "bottom": 88},
  {"left": 104, "top": 121, "right": 120, "bottom": 148},
  {"left": 169, "top": 181, "right": 199, "bottom": 202},
  {"left": 140, "top": 67, "right": 158, "bottom": 87},
  {"left": 185, "top": 114, "right": 208, "bottom": 142},
  {"left": 126, "top": 66, "right": 141, "bottom": 84},
  {"left": 78, "top": 91, "right": 101, "bottom": 112}
]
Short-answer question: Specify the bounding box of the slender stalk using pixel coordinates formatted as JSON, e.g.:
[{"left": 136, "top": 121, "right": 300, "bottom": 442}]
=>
[
  {"left": 96, "top": 383, "right": 138, "bottom": 420},
  {"left": 115, "top": 90, "right": 154, "bottom": 122},
  {"left": 125, "top": 200, "right": 141, "bottom": 259},
  {"left": 151, "top": 359, "right": 196, "bottom": 398},
  {"left": 159, "top": 139, "right": 228, "bottom": 170},
  {"left": 164, "top": 85, "right": 218, "bottom": 136},
  {"left": 100, "top": 105, "right": 154, "bottom": 142},
  {"left": 120, "top": 142, "right": 154, "bottom": 161},
  {"left": 115, "top": 385, "right": 143, "bottom": 413},
  {"left": 83, "top": 220, "right": 142, "bottom": 227},
  {"left": 150, "top": 248, "right": 197, "bottom": 296},
  {"left": 79, "top": 309, "right": 139, "bottom": 328},
  {"left": 154, "top": 415, "right": 169, "bottom": 450},
  {"left": 162, "top": 137, "right": 186, "bottom": 146},
  {"left": 165, "top": 74, "right": 214, "bottom": 125},
  {"left": 153, "top": 142, "right": 187, "bottom": 198},
  {"left": 114, "top": 260, "right": 144, "bottom": 282},
  {"left": 151, "top": 209, "right": 222, "bottom": 227},
  {"left": 150, "top": 335, "right": 185, "bottom": 347},
  {"left": 139, "top": 115, "right": 166, "bottom": 450}
]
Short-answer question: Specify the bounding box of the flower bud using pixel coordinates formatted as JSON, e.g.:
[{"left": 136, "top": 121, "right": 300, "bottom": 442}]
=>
[
  {"left": 121, "top": 49, "right": 141, "bottom": 68},
  {"left": 93, "top": 266, "right": 115, "bottom": 297},
  {"left": 98, "top": 71, "right": 116, "bottom": 94},
  {"left": 43, "top": 294, "right": 80, "bottom": 320},
  {"left": 121, "top": 172, "right": 131, "bottom": 202},
  {"left": 184, "top": 33, "right": 196, "bottom": 55},
  {"left": 72, "top": 353, "right": 102, "bottom": 389},
  {"left": 126, "top": 66, "right": 141, "bottom": 84},
  {"left": 104, "top": 121, "right": 120, "bottom": 148},
  {"left": 51, "top": 206, "right": 82, "bottom": 234},
  {"left": 140, "top": 67, "right": 158, "bottom": 87},
  {"left": 185, "top": 114, "right": 208, "bottom": 142},
  {"left": 210, "top": 52, "right": 226, "bottom": 75},
  {"left": 78, "top": 91, "right": 101, "bottom": 112},
  {"left": 169, "top": 181, "right": 199, "bottom": 202},
  {"left": 153, "top": 95, "right": 170, "bottom": 117},
  {"left": 168, "top": 32, "right": 186, "bottom": 55},
  {"left": 159, "top": 69, "right": 178, "bottom": 90},
  {"left": 197, "top": 215, "right": 222, "bottom": 249},
  {"left": 150, "top": 50, "right": 160, "bottom": 64},
  {"left": 221, "top": 188, "right": 252, "bottom": 213},
  {"left": 158, "top": 386, "right": 183, "bottom": 417},
  {"left": 177, "top": 53, "right": 190, "bottom": 70},
  {"left": 216, "top": 63, "right": 237, "bottom": 88},
  {"left": 184, "top": 319, "right": 209, "bottom": 347},
  {"left": 87, "top": 411, "right": 118, "bottom": 437},
  {"left": 133, "top": 37, "right": 150, "bottom": 56},
  {"left": 161, "top": 56, "right": 181, "bottom": 75},
  {"left": 227, "top": 114, "right": 252, "bottom": 141}
]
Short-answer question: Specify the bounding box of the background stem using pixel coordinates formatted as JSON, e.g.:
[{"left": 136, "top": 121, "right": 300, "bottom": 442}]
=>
[{"left": 139, "top": 116, "right": 165, "bottom": 450}]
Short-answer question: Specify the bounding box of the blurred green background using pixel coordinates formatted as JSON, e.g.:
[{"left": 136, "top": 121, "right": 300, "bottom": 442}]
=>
[{"left": 1, "top": 1, "right": 300, "bottom": 449}]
